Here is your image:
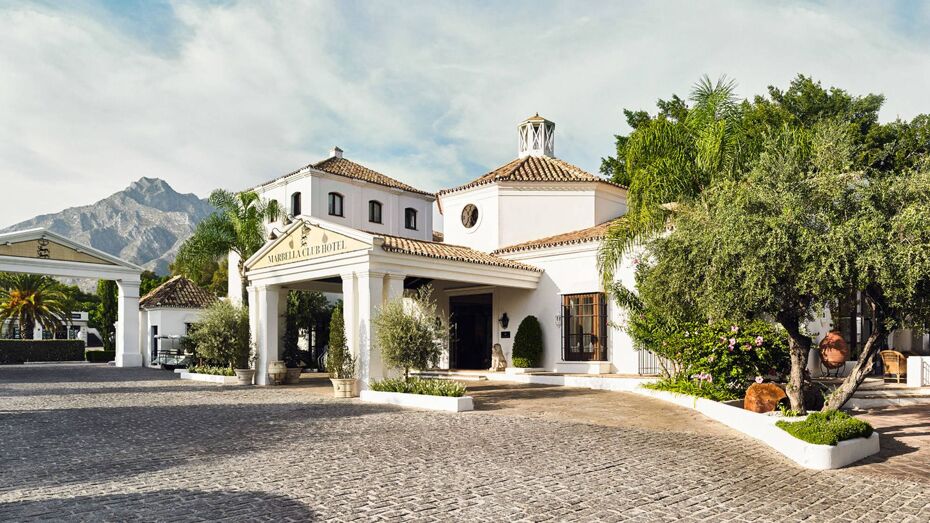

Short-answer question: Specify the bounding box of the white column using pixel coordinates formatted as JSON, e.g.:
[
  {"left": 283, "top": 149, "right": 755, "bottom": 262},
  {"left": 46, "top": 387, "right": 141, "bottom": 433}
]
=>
[
  {"left": 228, "top": 251, "right": 244, "bottom": 305},
  {"left": 247, "top": 286, "right": 259, "bottom": 370},
  {"left": 115, "top": 280, "right": 142, "bottom": 367},
  {"left": 357, "top": 271, "right": 385, "bottom": 386},
  {"left": 340, "top": 272, "right": 358, "bottom": 372},
  {"left": 255, "top": 285, "right": 281, "bottom": 386},
  {"left": 384, "top": 273, "right": 406, "bottom": 302}
]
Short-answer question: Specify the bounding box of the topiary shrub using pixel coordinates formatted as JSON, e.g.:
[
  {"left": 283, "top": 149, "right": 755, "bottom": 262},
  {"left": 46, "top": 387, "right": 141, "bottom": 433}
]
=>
[
  {"left": 0, "top": 340, "right": 85, "bottom": 364},
  {"left": 326, "top": 304, "right": 355, "bottom": 379},
  {"left": 512, "top": 315, "right": 543, "bottom": 368}
]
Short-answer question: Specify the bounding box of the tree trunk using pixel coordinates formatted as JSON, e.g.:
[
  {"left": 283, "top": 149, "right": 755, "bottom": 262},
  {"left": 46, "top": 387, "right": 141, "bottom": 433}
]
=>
[
  {"left": 822, "top": 330, "right": 884, "bottom": 410},
  {"left": 779, "top": 314, "right": 811, "bottom": 414},
  {"left": 20, "top": 319, "right": 35, "bottom": 340},
  {"left": 238, "top": 259, "right": 248, "bottom": 306}
]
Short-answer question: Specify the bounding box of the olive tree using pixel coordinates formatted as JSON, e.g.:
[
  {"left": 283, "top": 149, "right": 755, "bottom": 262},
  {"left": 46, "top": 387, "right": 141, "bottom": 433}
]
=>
[
  {"left": 634, "top": 124, "right": 856, "bottom": 413},
  {"left": 823, "top": 169, "right": 930, "bottom": 409},
  {"left": 373, "top": 286, "right": 449, "bottom": 380},
  {"left": 188, "top": 301, "right": 251, "bottom": 370}
]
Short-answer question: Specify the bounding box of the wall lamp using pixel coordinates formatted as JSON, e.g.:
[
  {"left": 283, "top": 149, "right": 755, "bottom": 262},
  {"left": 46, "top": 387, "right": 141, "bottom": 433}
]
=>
[{"left": 498, "top": 312, "right": 509, "bottom": 329}]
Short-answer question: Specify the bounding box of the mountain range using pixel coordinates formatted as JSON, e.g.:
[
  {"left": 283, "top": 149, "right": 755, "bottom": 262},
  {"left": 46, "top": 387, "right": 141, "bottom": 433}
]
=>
[{"left": 1, "top": 177, "right": 213, "bottom": 274}]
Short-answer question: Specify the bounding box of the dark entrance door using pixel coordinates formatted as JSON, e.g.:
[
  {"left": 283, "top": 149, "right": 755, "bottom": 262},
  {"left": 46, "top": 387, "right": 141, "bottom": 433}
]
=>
[{"left": 450, "top": 294, "right": 493, "bottom": 370}]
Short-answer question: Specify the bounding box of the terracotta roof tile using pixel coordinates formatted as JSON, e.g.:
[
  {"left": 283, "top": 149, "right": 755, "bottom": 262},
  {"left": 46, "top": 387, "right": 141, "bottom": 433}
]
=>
[
  {"left": 139, "top": 276, "right": 217, "bottom": 310},
  {"left": 492, "top": 218, "right": 623, "bottom": 254},
  {"left": 252, "top": 155, "right": 432, "bottom": 197},
  {"left": 379, "top": 234, "right": 540, "bottom": 271},
  {"left": 437, "top": 155, "right": 626, "bottom": 195}
]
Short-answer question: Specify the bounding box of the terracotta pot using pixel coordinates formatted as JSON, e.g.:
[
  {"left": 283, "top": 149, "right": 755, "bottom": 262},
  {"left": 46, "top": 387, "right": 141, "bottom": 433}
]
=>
[
  {"left": 819, "top": 330, "right": 850, "bottom": 369},
  {"left": 330, "top": 378, "right": 357, "bottom": 398},
  {"left": 267, "top": 360, "right": 287, "bottom": 385},
  {"left": 284, "top": 367, "right": 302, "bottom": 385},
  {"left": 234, "top": 369, "right": 255, "bottom": 386}
]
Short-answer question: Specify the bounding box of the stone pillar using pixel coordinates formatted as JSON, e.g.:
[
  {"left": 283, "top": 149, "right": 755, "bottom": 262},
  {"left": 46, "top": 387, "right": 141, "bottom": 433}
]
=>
[
  {"left": 255, "top": 285, "right": 281, "bottom": 386},
  {"left": 356, "top": 271, "right": 385, "bottom": 386},
  {"left": 247, "top": 286, "right": 259, "bottom": 371},
  {"left": 115, "top": 280, "right": 142, "bottom": 367}
]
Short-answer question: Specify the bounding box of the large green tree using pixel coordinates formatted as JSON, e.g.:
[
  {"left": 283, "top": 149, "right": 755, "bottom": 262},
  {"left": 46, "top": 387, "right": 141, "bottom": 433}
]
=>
[
  {"left": 89, "top": 280, "right": 118, "bottom": 351},
  {"left": 174, "top": 190, "right": 280, "bottom": 303},
  {"left": 0, "top": 274, "right": 72, "bottom": 340}
]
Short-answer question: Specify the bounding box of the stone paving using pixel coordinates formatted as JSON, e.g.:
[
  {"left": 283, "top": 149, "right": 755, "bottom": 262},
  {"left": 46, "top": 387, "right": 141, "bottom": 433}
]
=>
[{"left": 1, "top": 364, "right": 930, "bottom": 522}]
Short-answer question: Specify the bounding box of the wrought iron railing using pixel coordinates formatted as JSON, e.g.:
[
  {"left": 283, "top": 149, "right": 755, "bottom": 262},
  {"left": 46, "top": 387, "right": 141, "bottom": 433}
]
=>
[{"left": 637, "top": 347, "right": 660, "bottom": 376}]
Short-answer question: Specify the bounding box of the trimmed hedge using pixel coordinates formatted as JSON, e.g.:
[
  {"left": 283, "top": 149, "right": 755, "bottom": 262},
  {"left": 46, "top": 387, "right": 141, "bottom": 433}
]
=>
[
  {"left": 512, "top": 315, "right": 543, "bottom": 368},
  {"left": 776, "top": 410, "right": 874, "bottom": 446},
  {"left": 0, "top": 340, "right": 85, "bottom": 364},
  {"left": 369, "top": 377, "right": 467, "bottom": 397},
  {"left": 85, "top": 350, "right": 116, "bottom": 363}
]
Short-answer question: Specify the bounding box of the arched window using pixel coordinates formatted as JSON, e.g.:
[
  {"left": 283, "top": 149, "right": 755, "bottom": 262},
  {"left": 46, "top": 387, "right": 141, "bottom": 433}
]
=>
[
  {"left": 328, "top": 192, "right": 344, "bottom": 217},
  {"left": 368, "top": 200, "right": 383, "bottom": 224},
  {"left": 404, "top": 207, "right": 417, "bottom": 230},
  {"left": 290, "top": 192, "right": 302, "bottom": 216}
]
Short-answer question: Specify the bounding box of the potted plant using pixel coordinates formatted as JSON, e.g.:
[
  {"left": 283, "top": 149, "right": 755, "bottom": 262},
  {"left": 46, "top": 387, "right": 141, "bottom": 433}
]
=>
[
  {"left": 188, "top": 301, "right": 254, "bottom": 385},
  {"left": 326, "top": 305, "right": 356, "bottom": 397}
]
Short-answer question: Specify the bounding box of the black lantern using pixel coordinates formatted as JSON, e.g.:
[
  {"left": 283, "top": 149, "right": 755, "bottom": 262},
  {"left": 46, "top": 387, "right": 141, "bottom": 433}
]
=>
[{"left": 498, "top": 313, "right": 509, "bottom": 329}]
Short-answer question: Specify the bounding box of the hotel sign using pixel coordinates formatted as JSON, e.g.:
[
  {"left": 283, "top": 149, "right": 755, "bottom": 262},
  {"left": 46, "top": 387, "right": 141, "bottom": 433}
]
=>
[{"left": 250, "top": 224, "right": 369, "bottom": 270}]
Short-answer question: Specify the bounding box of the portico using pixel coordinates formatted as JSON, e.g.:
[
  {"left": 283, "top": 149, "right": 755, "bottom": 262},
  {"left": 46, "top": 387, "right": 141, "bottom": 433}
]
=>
[
  {"left": 243, "top": 218, "right": 541, "bottom": 386},
  {"left": 0, "top": 228, "right": 144, "bottom": 366}
]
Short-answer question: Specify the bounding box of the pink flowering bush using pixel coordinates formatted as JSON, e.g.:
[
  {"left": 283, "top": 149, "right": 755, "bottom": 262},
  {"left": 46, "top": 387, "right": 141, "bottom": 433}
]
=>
[{"left": 635, "top": 319, "right": 789, "bottom": 395}]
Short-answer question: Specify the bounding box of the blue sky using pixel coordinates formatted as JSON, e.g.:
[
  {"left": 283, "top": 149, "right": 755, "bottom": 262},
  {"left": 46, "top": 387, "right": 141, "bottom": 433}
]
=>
[{"left": 3, "top": 0, "right": 930, "bottom": 226}]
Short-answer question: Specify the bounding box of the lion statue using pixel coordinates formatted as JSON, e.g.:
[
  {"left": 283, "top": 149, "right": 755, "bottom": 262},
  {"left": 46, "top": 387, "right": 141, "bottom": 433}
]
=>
[{"left": 490, "top": 343, "right": 507, "bottom": 372}]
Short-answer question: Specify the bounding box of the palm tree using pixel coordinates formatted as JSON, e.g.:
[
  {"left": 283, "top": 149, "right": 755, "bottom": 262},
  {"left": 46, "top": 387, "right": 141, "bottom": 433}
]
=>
[
  {"left": 598, "top": 75, "right": 745, "bottom": 287},
  {"left": 175, "top": 190, "right": 280, "bottom": 303},
  {"left": 0, "top": 273, "right": 72, "bottom": 340}
]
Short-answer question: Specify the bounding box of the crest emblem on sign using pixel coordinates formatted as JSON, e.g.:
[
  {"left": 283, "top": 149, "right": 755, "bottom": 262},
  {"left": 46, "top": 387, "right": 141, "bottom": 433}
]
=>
[{"left": 36, "top": 237, "right": 50, "bottom": 259}]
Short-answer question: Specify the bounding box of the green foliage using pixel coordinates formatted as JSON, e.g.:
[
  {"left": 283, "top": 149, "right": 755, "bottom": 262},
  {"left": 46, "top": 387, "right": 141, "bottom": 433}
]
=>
[
  {"left": 175, "top": 190, "right": 280, "bottom": 301},
  {"left": 776, "top": 410, "right": 873, "bottom": 445},
  {"left": 285, "top": 290, "right": 332, "bottom": 369},
  {"left": 629, "top": 319, "right": 789, "bottom": 393},
  {"left": 187, "top": 364, "right": 235, "bottom": 376},
  {"left": 373, "top": 286, "right": 448, "bottom": 380},
  {"left": 187, "top": 301, "right": 251, "bottom": 369},
  {"left": 0, "top": 274, "right": 72, "bottom": 340},
  {"left": 369, "top": 377, "right": 467, "bottom": 397},
  {"left": 84, "top": 350, "right": 115, "bottom": 363},
  {"left": 326, "top": 305, "right": 354, "bottom": 379},
  {"left": 512, "top": 315, "right": 543, "bottom": 368},
  {"left": 140, "top": 271, "right": 170, "bottom": 296},
  {"left": 90, "top": 280, "right": 118, "bottom": 351},
  {"left": 643, "top": 378, "right": 740, "bottom": 402},
  {"left": 0, "top": 340, "right": 84, "bottom": 364}
]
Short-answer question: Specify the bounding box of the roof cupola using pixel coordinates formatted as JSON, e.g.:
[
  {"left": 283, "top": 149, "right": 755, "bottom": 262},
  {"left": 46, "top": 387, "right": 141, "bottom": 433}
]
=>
[{"left": 517, "top": 113, "right": 554, "bottom": 158}]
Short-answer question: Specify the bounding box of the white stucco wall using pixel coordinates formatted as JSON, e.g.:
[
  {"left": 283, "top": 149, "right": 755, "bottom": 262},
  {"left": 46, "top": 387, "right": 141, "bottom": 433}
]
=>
[
  {"left": 142, "top": 308, "right": 204, "bottom": 366},
  {"left": 439, "top": 182, "right": 627, "bottom": 253}
]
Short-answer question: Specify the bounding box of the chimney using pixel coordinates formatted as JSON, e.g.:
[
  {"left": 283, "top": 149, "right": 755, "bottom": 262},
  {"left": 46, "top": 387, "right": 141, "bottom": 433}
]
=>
[{"left": 330, "top": 146, "right": 343, "bottom": 159}]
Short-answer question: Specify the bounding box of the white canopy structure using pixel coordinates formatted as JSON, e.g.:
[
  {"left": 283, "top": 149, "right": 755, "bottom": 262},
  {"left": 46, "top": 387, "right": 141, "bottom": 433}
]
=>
[{"left": 0, "top": 228, "right": 144, "bottom": 366}]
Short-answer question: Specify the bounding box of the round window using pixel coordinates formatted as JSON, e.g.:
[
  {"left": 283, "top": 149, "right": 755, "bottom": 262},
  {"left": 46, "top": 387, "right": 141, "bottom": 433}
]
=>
[{"left": 461, "top": 204, "right": 479, "bottom": 228}]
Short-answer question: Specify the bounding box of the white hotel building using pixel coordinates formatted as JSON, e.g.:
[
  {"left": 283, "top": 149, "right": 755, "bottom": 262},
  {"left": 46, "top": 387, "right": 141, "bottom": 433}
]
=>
[{"left": 232, "top": 115, "right": 648, "bottom": 385}]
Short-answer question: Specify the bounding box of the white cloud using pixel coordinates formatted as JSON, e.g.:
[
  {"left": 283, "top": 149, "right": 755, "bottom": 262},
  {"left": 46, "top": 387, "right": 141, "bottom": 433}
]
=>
[{"left": 2, "top": 0, "right": 930, "bottom": 226}]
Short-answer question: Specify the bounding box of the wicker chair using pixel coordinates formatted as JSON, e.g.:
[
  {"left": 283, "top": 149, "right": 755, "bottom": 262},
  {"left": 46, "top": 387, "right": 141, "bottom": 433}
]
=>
[{"left": 880, "top": 350, "right": 908, "bottom": 383}]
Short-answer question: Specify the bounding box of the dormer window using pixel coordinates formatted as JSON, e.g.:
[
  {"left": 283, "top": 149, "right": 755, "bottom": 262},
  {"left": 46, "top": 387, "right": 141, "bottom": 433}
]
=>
[
  {"left": 290, "top": 192, "right": 302, "bottom": 216},
  {"left": 328, "top": 192, "right": 344, "bottom": 217},
  {"left": 405, "top": 208, "right": 418, "bottom": 230},
  {"left": 369, "top": 200, "right": 383, "bottom": 224}
]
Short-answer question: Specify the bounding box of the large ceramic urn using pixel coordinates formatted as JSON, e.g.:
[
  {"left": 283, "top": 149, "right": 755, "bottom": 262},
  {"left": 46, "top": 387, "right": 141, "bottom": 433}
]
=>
[
  {"left": 267, "top": 360, "right": 287, "bottom": 385},
  {"left": 819, "top": 330, "right": 850, "bottom": 369}
]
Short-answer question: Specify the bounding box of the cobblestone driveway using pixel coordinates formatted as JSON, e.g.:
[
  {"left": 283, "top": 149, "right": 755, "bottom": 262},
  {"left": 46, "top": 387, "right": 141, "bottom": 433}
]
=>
[{"left": 2, "top": 365, "right": 930, "bottom": 522}]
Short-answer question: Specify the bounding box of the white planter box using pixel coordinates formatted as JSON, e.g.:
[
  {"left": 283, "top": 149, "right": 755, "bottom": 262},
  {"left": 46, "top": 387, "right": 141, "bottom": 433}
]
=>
[
  {"left": 179, "top": 371, "right": 239, "bottom": 385},
  {"left": 634, "top": 387, "right": 880, "bottom": 470},
  {"left": 505, "top": 367, "right": 545, "bottom": 375},
  {"left": 360, "top": 390, "right": 474, "bottom": 412}
]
